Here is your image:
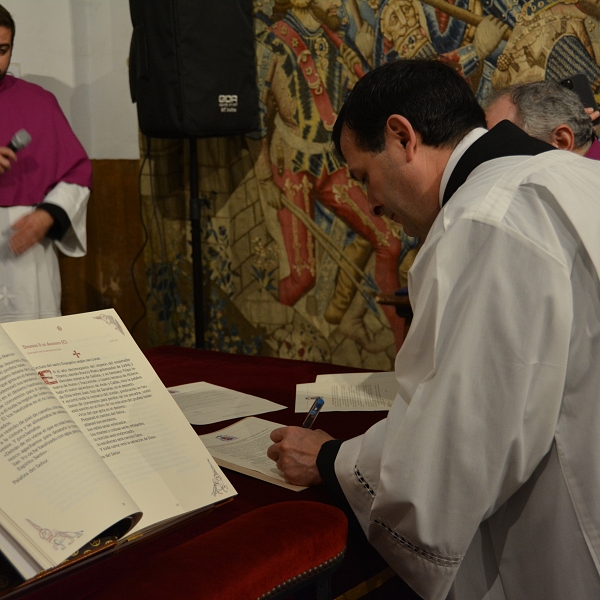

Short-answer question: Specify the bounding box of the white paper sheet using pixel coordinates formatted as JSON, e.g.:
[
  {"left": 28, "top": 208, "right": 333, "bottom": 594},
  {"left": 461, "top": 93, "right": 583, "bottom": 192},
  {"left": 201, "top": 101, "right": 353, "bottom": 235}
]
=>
[
  {"left": 296, "top": 372, "right": 398, "bottom": 412},
  {"left": 315, "top": 372, "right": 397, "bottom": 384},
  {"left": 168, "top": 382, "right": 285, "bottom": 425},
  {"left": 199, "top": 417, "right": 306, "bottom": 491}
]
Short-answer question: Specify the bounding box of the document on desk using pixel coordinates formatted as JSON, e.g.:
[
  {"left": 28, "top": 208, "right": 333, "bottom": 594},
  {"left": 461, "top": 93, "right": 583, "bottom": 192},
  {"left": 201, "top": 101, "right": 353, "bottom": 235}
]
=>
[
  {"left": 295, "top": 372, "right": 398, "bottom": 412},
  {"left": 198, "top": 417, "right": 306, "bottom": 492},
  {"left": 315, "top": 372, "right": 397, "bottom": 384},
  {"left": 168, "top": 382, "right": 285, "bottom": 425}
]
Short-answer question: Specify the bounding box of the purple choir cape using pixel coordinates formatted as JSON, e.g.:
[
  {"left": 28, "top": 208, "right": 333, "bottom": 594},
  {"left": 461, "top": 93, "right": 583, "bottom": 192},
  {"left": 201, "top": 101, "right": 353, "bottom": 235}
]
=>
[
  {"left": 585, "top": 137, "right": 600, "bottom": 161},
  {"left": 0, "top": 75, "right": 92, "bottom": 207}
]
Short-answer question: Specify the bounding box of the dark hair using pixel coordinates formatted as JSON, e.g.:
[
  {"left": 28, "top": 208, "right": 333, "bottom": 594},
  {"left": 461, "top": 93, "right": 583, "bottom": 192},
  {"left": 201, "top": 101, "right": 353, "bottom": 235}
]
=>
[
  {"left": 333, "top": 59, "right": 486, "bottom": 158},
  {"left": 0, "top": 5, "right": 14, "bottom": 43}
]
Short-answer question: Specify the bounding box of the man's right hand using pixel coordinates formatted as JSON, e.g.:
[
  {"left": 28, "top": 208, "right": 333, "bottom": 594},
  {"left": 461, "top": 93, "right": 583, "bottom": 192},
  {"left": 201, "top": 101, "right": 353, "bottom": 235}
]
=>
[
  {"left": 267, "top": 426, "right": 334, "bottom": 487},
  {"left": 0, "top": 146, "right": 17, "bottom": 174}
]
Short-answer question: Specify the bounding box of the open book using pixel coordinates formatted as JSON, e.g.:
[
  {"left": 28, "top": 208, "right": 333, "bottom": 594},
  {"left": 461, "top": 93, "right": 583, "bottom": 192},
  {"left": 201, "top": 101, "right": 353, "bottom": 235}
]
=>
[{"left": 0, "top": 309, "right": 236, "bottom": 583}]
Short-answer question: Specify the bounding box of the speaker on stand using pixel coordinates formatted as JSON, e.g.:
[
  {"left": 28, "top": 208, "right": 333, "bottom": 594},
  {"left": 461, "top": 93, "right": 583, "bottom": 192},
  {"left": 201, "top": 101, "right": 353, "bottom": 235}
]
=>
[{"left": 128, "top": 0, "right": 259, "bottom": 348}]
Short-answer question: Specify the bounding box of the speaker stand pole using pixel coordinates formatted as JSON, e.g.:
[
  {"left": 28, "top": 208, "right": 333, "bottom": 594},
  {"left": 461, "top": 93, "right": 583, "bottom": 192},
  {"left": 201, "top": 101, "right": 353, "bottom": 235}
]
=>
[{"left": 189, "top": 137, "right": 205, "bottom": 349}]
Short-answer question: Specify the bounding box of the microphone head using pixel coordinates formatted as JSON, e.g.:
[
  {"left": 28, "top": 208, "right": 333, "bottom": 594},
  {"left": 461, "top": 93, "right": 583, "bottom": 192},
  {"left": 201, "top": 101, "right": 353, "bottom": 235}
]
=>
[{"left": 10, "top": 129, "right": 32, "bottom": 151}]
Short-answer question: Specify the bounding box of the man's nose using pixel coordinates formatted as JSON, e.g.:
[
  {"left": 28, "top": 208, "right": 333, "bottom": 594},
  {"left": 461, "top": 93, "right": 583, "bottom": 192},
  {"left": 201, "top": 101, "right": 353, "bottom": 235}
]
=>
[{"left": 365, "top": 188, "right": 384, "bottom": 217}]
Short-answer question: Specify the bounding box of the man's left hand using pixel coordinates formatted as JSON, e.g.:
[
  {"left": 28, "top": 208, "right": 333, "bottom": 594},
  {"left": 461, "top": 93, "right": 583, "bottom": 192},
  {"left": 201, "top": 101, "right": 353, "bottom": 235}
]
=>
[
  {"left": 10, "top": 210, "right": 54, "bottom": 255},
  {"left": 267, "top": 426, "right": 334, "bottom": 487}
]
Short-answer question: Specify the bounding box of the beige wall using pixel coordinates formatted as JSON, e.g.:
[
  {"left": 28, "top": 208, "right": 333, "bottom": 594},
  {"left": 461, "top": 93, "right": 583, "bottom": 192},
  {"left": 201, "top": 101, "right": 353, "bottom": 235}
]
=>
[{"left": 2, "top": 0, "right": 139, "bottom": 159}]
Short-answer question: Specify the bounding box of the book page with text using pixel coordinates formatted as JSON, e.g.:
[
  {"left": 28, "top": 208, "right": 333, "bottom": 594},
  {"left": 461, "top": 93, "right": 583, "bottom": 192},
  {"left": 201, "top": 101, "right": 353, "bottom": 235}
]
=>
[
  {"left": 199, "top": 418, "right": 306, "bottom": 491},
  {"left": 2, "top": 310, "right": 236, "bottom": 533},
  {"left": 0, "top": 328, "right": 140, "bottom": 576}
]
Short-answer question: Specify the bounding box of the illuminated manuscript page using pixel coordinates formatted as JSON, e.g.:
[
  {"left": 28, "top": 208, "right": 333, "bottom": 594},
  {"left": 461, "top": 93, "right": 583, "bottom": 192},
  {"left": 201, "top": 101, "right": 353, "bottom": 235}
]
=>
[
  {"left": 0, "top": 328, "right": 139, "bottom": 578},
  {"left": 3, "top": 310, "right": 236, "bottom": 535}
]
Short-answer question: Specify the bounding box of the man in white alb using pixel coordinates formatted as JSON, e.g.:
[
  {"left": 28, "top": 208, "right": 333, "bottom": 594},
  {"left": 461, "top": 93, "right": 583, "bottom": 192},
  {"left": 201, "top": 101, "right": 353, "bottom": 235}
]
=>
[{"left": 268, "top": 59, "right": 600, "bottom": 600}]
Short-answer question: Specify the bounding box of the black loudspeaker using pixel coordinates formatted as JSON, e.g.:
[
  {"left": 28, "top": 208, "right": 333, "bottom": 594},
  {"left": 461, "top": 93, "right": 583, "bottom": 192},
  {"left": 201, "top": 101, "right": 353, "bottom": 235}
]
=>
[{"left": 128, "top": 0, "right": 259, "bottom": 139}]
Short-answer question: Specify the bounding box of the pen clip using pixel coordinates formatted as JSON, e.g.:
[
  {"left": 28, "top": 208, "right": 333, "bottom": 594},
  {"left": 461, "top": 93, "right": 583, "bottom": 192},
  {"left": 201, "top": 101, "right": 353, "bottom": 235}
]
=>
[{"left": 302, "top": 396, "right": 324, "bottom": 428}]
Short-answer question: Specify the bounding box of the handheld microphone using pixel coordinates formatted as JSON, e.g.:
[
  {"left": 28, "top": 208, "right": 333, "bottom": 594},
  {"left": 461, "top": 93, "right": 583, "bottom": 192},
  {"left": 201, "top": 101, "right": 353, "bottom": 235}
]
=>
[{"left": 7, "top": 129, "right": 31, "bottom": 152}]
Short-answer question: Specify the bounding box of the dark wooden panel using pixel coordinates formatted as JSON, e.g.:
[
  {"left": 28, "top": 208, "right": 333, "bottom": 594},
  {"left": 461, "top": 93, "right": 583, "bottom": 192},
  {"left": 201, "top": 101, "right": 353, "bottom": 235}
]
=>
[{"left": 59, "top": 159, "right": 150, "bottom": 349}]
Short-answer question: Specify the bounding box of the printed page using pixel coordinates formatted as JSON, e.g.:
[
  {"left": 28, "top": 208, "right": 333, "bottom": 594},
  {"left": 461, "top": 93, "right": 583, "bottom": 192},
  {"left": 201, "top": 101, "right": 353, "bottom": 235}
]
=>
[
  {"left": 168, "top": 381, "right": 285, "bottom": 425},
  {"left": 2, "top": 310, "right": 236, "bottom": 534},
  {"left": 315, "top": 372, "right": 397, "bottom": 385},
  {"left": 199, "top": 417, "right": 306, "bottom": 492},
  {"left": 295, "top": 373, "right": 398, "bottom": 412},
  {"left": 0, "top": 328, "right": 140, "bottom": 577}
]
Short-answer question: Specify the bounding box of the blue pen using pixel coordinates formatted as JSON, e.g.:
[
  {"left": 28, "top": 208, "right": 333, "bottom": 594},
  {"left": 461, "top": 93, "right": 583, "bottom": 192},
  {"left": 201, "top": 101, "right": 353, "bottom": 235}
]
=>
[{"left": 302, "top": 397, "right": 324, "bottom": 429}]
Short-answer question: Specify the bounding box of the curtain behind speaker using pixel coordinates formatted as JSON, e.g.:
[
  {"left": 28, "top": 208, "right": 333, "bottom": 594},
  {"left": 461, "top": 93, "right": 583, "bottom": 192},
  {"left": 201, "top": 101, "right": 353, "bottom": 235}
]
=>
[{"left": 128, "top": 0, "right": 259, "bottom": 139}]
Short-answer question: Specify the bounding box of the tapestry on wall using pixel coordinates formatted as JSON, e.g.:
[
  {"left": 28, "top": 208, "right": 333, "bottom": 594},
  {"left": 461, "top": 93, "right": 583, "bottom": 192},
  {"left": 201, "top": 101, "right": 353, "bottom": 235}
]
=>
[{"left": 141, "top": 0, "right": 600, "bottom": 370}]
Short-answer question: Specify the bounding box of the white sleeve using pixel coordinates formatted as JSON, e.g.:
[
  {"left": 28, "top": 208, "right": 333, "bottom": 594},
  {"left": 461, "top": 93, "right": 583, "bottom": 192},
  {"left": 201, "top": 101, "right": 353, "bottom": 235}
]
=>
[
  {"left": 43, "top": 181, "right": 90, "bottom": 257},
  {"left": 335, "top": 213, "right": 573, "bottom": 600}
]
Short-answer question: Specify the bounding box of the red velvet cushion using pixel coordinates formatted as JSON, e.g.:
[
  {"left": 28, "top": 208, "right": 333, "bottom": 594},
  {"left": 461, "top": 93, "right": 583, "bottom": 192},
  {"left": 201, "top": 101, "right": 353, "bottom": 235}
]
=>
[{"left": 89, "top": 501, "right": 348, "bottom": 600}]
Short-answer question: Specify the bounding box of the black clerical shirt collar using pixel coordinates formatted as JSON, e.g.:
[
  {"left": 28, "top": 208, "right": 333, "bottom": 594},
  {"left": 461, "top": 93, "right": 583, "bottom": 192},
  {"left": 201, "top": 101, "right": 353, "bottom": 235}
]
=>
[{"left": 441, "top": 120, "right": 555, "bottom": 206}]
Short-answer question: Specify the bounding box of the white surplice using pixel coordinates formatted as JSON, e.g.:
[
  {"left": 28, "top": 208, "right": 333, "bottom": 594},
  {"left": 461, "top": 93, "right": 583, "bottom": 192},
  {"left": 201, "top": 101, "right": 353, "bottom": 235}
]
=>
[
  {"left": 0, "top": 182, "right": 89, "bottom": 323},
  {"left": 335, "top": 129, "right": 600, "bottom": 599}
]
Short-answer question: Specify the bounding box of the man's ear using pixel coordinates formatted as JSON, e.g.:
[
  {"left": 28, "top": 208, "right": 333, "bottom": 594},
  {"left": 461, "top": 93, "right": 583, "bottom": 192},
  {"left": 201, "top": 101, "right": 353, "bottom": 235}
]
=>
[
  {"left": 386, "top": 114, "right": 418, "bottom": 161},
  {"left": 551, "top": 125, "right": 576, "bottom": 151}
]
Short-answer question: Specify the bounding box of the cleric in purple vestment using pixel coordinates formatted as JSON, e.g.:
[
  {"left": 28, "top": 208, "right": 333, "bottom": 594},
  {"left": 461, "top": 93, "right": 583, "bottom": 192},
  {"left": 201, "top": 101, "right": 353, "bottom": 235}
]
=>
[
  {"left": 585, "top": 136, "right": 600, "bottom": 160},
  {"left": 0, "top": 4, "right": 91, "bottom": 323}
]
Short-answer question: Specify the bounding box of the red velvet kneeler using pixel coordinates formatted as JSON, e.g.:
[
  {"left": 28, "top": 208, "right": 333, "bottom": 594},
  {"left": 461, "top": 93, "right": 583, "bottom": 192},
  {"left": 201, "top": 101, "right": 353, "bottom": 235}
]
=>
[{"left": 88, "top": 501, "right": 348, "bottom": 600}]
